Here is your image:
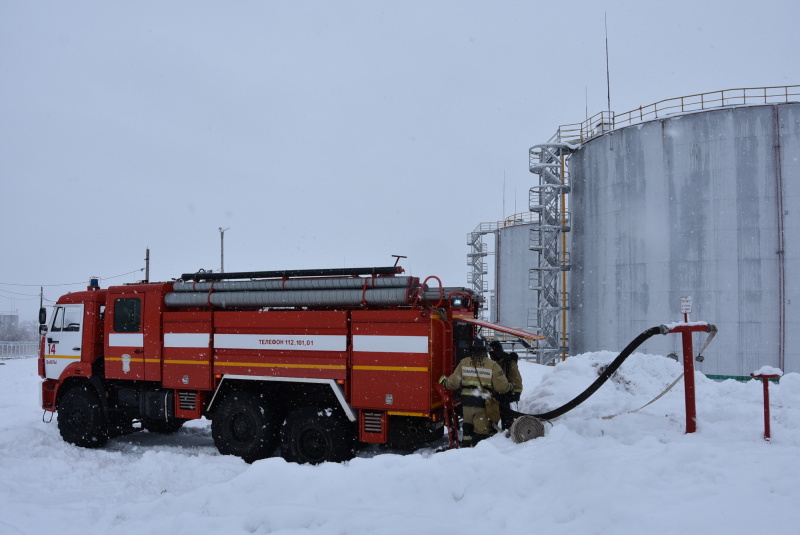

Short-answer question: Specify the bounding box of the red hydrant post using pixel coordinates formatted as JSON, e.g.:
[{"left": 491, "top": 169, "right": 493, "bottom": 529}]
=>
[
  {"left": 666, "top": 298, "right": 717, "bottom": 435},
  {"left": 667, "top": 323, "right": 711, "bottom": 434},
  {"left": 674, "top": 297, "right": 698, "bottom": 433},
  {"left": 680, "top": 329, "right": 697, "bottom": 434},
  {"left": 751, "top": 368, "right": 783, "bottom": 441},
  {"left": 665, "top": 322, "right": 717, "bottom": 433}
]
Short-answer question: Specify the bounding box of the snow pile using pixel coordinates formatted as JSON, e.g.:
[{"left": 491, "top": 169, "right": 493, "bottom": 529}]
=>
[
  {"left": 752, "top": 365, "right": 783, "bottom": 377},
  {"left": 1, "top": 352, "right": 798, "bottom": 535}
]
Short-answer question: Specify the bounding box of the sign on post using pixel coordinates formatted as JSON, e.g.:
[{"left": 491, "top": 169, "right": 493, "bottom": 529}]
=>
[{"left": 680, "top": 296, "right": 692, "bottom": 321}]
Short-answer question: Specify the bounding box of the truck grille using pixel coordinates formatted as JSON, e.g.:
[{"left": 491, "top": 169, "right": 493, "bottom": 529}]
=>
[
  {"left": 178, "top": 391, "right": 197, "bottom": 411},
  {"left": 363, "top": 411, "right": 384, "bottom": 434}
]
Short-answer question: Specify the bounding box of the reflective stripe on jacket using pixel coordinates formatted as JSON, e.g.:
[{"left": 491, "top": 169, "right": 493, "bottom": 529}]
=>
[{"left": 443, "top": 354, "right": 512, "bottom": 400}]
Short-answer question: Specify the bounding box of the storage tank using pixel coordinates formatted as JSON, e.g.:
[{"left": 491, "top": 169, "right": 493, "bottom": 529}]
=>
[
  {"left": 569, "top": 102, "right": 800, "bottom": 376},
  {"left": 495, "top": 219, "right": 538, "bottom": 329}
]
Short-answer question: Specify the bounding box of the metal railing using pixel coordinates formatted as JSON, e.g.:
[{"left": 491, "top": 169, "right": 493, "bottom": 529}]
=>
[
  {"left": 550, "top": 85, "right": 800, "bottom": 143},
  {"left": 0, "top": 341, "right": 39, "bottom": 358},
  {"left": 467, "top": 212, "right": 540, "bottom": 240}
]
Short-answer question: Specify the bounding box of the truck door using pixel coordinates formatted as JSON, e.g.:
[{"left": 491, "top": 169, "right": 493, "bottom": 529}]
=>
[
  {"left": 44, "top": 304, "right": 84, "bottom": 380},
  {"left": 105, "top": 294, "right": 147, "bottom": 380}
]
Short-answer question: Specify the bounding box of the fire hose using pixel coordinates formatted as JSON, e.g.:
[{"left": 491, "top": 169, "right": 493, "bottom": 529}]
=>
[{"left": 507, "top": 324, "right": 717, "bottom": 443}]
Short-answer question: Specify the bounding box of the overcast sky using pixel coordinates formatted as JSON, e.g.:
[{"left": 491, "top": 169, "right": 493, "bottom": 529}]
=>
[{"left": 2, "top": 0, "right": 798, "bottom": 320}]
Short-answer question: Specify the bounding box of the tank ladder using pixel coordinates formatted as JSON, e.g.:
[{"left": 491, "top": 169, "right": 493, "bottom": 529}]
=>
[{"left": 528, "top": 142, "right": 575, "bottom": 365}]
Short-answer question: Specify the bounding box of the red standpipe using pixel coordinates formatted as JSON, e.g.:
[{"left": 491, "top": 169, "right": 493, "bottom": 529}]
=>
[
  {"left": 667, "top": 324, "right": 711, "bottom": 434},
  {"left": 751, "top": 373, "right": 781, "bottom": 441}
]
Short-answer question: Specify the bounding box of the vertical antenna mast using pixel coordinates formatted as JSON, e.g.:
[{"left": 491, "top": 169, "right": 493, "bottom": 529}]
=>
[
  {"left": 503, "top": 170, "right": 506, "bottom": 217},
  {"left": 605, "top": 12, "right": 612, "bottom": 114}
]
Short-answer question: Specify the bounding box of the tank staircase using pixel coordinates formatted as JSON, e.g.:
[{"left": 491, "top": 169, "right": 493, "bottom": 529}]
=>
[
  {"left": 528, "top": 142, "right": 575, "bottom": 365},
  {"left": 466, "top": 224, "right": 493, "bottom": 320}
]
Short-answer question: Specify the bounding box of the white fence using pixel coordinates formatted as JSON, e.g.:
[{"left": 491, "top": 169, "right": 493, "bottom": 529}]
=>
[{"left": 0, "top": 341, "right": 39, "bottom": 358}]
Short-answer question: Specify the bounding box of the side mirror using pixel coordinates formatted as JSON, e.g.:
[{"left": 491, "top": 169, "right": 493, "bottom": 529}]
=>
[
  {"left": 38, "top": 307, "right": 47, "bottom": 325},
  {"left": 39, "top": 324, "right": 49, "bottom": 335}
]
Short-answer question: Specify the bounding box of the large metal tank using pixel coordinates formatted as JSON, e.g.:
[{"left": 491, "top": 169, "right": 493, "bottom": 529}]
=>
[
  {"left": 569, "top": 102, "right": 800, "bottom": 376},
  {"left": 494, "top": 220, "right": 538, "bottom": 329}
]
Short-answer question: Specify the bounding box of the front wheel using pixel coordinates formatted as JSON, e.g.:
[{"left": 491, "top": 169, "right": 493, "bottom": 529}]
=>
[
  {"left": 57, "top": 384, "right": 108, "bottom": 448},
  {"left": 211, "top": 392, "right": 281, "bottom": 463},
  {"left": 281, "top": 407, "right": 355, "bottom": 464}
]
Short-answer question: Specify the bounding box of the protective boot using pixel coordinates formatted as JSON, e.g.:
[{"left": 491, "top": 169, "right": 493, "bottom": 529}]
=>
[
  {"left": 461, "top": 423, "right": 475, "bottom": 448},
  {"left": 472, "top": 432, "right": 491, "bottom": 446}
]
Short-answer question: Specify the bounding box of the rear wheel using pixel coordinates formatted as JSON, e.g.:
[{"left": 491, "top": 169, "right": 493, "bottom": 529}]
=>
[
  {"left": 281, "top": 407, "right": 355, "bottom": 464},
  {"left": 211, "top": 392, "right": 281, "bottom": 463},
  {"left": 57, "top": 384, "right": 108, "bottom": 448}
]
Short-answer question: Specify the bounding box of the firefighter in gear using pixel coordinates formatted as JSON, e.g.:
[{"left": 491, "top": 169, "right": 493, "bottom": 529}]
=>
[
  {"left": 439, "top": 341, "right": 514, "bottom": 447},
  {"left": 489, "top": 340, "right": 524, "bottom": 430}
]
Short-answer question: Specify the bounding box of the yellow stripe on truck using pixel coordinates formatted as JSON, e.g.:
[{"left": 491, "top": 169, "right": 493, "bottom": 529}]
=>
[{"left": 352, "top": 365, "right": 428, "bottom": 372}]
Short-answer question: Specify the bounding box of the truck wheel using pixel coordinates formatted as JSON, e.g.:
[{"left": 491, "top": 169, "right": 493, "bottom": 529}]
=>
[
  {"left": 142, "top": 418, "right": 186, "bottom": 434},
  {"left": 280, "top": 407, "right": 355, "bottom": 464},
  {"left": 57, "top": 384, "right": 108, "bottom": 448},
  {"left": 211, "top": 393, "right": 280, "bottom": 463}
]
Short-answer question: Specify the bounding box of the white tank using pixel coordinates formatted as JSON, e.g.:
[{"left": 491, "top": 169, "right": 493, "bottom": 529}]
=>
[
  {"left": 569, "top": 103, "right": 800, "bottom": 376},
  {"left": 494, "top": 221, "right": 538, "bottom": 330}
]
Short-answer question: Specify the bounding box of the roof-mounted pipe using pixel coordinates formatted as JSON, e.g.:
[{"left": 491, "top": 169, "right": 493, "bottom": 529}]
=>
[{"left": 180, "top": 266, "right": 403, "bottom": 281}]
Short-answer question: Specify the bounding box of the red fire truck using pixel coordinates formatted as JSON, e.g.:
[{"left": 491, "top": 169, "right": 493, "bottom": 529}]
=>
[{"left": 39, "top": 266, "right": 540, "bottom": 463}]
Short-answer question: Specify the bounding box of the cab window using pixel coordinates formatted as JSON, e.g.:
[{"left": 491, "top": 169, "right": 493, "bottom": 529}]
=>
[
  {"left": 63, "top": 307, "right": 82, "bottom": 332},
  {"left": 50, "top": 307, "right": 64, "bottom": 332},
  {"left": 114, "top": 298, "right": 141, "bottom": 332},
  {"left": 50, "top": 306, "right": 82, "bottom": 332}
]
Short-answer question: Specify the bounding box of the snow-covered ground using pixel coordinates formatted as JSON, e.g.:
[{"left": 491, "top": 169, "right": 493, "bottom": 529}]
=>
[{"left": 1, "top": 352, "right": 798, "bottom": 535}]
